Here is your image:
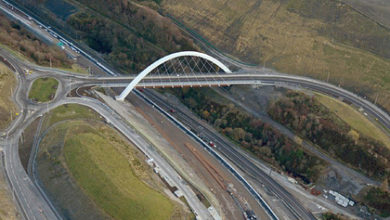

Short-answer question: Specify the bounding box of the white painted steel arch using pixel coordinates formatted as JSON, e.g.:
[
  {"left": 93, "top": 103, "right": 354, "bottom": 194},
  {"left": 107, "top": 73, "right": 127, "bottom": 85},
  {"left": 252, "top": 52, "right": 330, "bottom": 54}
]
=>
[{"left": 115, "top": 51, "right": 232, "bottom": 101}]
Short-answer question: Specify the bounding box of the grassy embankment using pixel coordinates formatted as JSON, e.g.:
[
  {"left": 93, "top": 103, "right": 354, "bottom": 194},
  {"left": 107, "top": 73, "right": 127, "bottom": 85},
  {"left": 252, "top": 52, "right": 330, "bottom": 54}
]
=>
[
  {"left": 44, "top": 103, "right": 100, "bottom": 126},
  {"left": 0, "top": 63, "right": 18, "bottom": 216},
  {"left": 321, "top": 212, "right": 351, "bottom": 220},
  {"left": 0, "top": 13, "right": 71, "bottom": 68},
  {"left": 64, "top": 122, "right": 176, "bottom": 220},
  {"left": 169, "top": 87, "right": 326, "bottom": 183},
  {"left": 13, "top": 0, "right": 195, "bottom": 74},
  {"left": 268, "top": 91, "right": 390, "bottom": 181},
  {"left": 0, "top": 167, "right": 19, "bottom": 220},
  {"left": 161, "top": 0, "right": 390, "bottom": 113},
  {"left": 37, "top": 104, "right": 189, "bottom": 220},
  {"left": 341, "top": 0, "right": 390, "bottom": 29},
  {"left": 65, "top": 0, "right": 196, "bottom": 73},
  {"left": 361, "top": 186, "right": 390, "bottom": 217},
  {"left": 0, "top": 11, "right": 88, "bottom": 74},
  {"left": 28, "top": 77, "right": 59, "bottom": 102},
  {"left": 0, "top": 62, "right": 17, "bottom": 130},
  {"left": 315, "top": 93, "right": 390, "bottom": 149}
]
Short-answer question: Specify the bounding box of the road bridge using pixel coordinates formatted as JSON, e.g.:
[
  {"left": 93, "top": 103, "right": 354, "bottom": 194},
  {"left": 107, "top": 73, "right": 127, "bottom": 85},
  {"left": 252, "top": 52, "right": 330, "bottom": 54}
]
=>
[
  {"left": 1, "top": 1, "right": 388, "bottom": 217},
  {"left": 114, "top": 51, "right": 232, "bottom": 101},
  {"left": 54, "top": 69, "right": 390, "bottom": 133}
]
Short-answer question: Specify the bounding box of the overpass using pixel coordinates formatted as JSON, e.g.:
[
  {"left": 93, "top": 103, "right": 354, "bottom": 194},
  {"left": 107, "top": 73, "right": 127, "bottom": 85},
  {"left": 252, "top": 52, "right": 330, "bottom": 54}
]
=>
[
  {"left": 115, "top": 51, "right": 232, "bottom": 100},
  {"left": 32, "top": 50, "right": 390, "bottom": 134},
  {"left": 0, "top": 0, "right": 382, "bottom": 217}
]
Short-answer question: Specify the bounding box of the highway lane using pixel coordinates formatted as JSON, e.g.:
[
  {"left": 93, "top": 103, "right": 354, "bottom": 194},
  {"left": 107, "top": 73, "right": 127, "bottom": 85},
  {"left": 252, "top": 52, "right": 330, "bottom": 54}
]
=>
[
  {"left": 2, "top": 2, "right": 390, "bottom": 219},
  {"left": 2, "top": 92, "right": 214, "bottom": 220},
  {"left": 3, "top": 0, "right": 390, "bottom": 160},
  {"left": 140, "top": 89, "right": 316, "bottom": 220},
  {"left": 0, "top": 36, "right": 214, "bottom": 219},
  {"left": 16, "top": 68, "right": 388, "bottom": 218},
  {"left": 76, "top": 73, "right": 390, "bottom": 133},
  {"left": 49, "top": 97, "right": 214, "bottom": 220},
  {"left": 2, "top": 46, "right": 387, "bottom": 219},
  {"left": 0, "top": 48, "right": 29, "bottom": 136},
  {"left": 0, "top": 52, "right": 214, "bottom": 219},
  {"left": 0, "top": 45, "right": 212, "bottom": 219}
]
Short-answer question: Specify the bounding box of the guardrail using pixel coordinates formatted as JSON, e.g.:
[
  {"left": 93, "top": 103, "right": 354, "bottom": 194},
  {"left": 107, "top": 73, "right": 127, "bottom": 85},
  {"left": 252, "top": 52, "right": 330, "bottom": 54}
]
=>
[
  {"left": 134, "top": 89, "right": 279, "bottom": 220},
  {"left": 2, "top": 0, "right": 118, "bottom": 76}
]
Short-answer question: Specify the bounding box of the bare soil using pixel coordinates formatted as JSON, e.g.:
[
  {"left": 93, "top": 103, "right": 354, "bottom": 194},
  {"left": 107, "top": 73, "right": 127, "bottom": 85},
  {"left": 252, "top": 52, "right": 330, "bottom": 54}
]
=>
[{"left": 128, "top": 93, "right": 269, "bottom": 220}]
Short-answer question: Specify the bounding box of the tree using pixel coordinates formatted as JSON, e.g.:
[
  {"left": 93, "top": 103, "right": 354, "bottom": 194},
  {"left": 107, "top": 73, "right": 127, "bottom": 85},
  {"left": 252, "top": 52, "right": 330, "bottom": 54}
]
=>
[
  {"left": 347, "top": 129, "right": 360, "bottom": 144},
  {"left": 381, "top": 178, "right": 389, "bottom": 192}
]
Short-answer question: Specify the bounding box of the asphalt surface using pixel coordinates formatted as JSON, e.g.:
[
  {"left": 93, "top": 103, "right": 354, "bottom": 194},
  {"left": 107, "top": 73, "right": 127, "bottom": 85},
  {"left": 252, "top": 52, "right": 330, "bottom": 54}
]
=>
[
  {"left": 2, "top": 2, "right": 390, "bottom": 220},
  {"left": 140, "top": 89, "right": 316, "bottom": 220},
  {"left": 2, "top": 50, "right": 388, "bottom": 220},
  {"left": 3, "top": 46, "right": 389, "bottom": 220},
  {"left": 0, "top": 49, "right": 214, "bottom": 219}
]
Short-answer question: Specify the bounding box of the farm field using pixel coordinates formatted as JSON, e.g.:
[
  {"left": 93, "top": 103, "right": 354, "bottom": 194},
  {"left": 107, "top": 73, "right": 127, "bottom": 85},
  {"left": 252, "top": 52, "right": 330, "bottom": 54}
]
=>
[{"left": 161, "top": 0, "right": 390, "bottom": 113}]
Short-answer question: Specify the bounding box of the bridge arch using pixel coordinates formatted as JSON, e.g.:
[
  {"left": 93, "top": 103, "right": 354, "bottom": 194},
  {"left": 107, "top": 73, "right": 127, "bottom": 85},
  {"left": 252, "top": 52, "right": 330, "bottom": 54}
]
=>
[{"left": 115, "top": 51, "right": 232, "bottom": 101}]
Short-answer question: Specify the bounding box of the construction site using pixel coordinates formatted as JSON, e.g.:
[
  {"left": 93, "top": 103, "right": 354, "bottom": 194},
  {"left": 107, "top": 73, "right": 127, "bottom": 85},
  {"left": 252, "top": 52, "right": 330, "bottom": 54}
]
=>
[{"left": 127, "top": 93, "right": 266, "bottom": 220}]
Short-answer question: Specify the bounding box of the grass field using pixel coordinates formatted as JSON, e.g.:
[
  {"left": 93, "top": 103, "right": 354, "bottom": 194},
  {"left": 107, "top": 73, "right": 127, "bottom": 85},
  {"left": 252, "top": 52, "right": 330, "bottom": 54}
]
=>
[
  {"left": 0, "top": 62, "right": 17, "bottom": 130},
  {"left": 59, "top": 64, "right": 89, "bottom": 75},
  {"left": 341, "top": 0, "right": 390, "bottom": 29},
  {"left": 63, "top": 122, "right": 179, "bottom": 220},
  {"left": 0, "top": 174, "right": 19, "bottom": 220},
  {"left": 28, "top": 77, "right": 59, "bottom": 102},
  {"left": 44, "top": 104, "right": 101, "bottom": 127},
  {"left": 161, "top": 0, "right": 390, "bottom": 113},
  {"left": 316, "top": 93, "right": 390, "bottom": 149},
  {"left": 37, "top": 105, "right": 192, "bottom": 219}
]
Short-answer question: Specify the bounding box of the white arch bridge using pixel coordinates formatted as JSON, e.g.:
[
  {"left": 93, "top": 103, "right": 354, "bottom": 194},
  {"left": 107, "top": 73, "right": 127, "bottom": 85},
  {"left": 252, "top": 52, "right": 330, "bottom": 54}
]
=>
[{"left": 114, "top": 51, "right": 233, "bottom": 101}]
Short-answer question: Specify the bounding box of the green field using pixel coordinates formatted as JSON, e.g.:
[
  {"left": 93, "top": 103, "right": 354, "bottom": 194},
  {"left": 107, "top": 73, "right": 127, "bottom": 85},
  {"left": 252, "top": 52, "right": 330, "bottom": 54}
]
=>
[
  {"left": 63, "top": 122, "right": 177, "bottom": 220},
  {"left": 44, "top": 104, "right": 101, "bottom": 127},
  {"left": 0, "top": 62, "right": 17, "bottom": 130},
  {"left": 28, "top": 77, "right": 59, "bottom": 102},
  {"left": 316, "top": 93, "right": 390, "bottom": 149},
  {"left": 59, "top": 64, "right": 89, "bottom": 75},
  {"left": 161, "top": 0, "right": 390, "bottom": 113},
  {"left": 37, "top": 104, "right": 190, "bottom": 219}
]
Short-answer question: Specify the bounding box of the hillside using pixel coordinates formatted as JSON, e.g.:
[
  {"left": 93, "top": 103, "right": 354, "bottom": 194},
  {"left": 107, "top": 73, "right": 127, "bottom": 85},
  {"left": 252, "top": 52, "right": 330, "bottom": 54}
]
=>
[
  {"left": 341, "top": 0, "right": 390, "bottom": 29},
  {"left": 0, "top": 63, "right": 17, "bottom": 130},
  {"left": 10, "top": 0, "right": 196, "bottom": 73},
  {"left": 37, "top": 104, "right": 191, "bottom": 220},
  {"left": 161, "top": 0, "right": 390, "bottom": 112},
  {"left": 0, "top": 12, "right": 71, "bottom": 67}
]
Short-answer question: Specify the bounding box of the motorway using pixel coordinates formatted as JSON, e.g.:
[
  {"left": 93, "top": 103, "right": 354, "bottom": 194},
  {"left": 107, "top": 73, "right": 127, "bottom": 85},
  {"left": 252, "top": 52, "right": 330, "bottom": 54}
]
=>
[
  {"left": 0, "top": 50, "right": 214, "bottom": 219},
  {"left": 3, "top": 0, "right": 388, "bottom": 133},
  {"left": 138, "top": 89, "right": 316, "bottom": 220},
  {"left": 1, "top": 1, "right": 390, "bottom": 220},
  {"left": 2, "top": 50, "right": 386, "bottom": 220},
  {"left": 26, "top": 71, "right": 390, "bottom": 136},
  {"left": 1, "top": 43, "right": 385, "bottom": 220}
]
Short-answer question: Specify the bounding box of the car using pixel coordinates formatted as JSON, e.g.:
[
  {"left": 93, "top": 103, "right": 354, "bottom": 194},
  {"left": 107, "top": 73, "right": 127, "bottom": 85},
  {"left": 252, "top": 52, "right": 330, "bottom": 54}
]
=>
[
  {"left": 169, "top": 109, "right": 176, "bottom": 113},
  {"left": 209, "top": 141, "right": 216, "bottom": 148}
]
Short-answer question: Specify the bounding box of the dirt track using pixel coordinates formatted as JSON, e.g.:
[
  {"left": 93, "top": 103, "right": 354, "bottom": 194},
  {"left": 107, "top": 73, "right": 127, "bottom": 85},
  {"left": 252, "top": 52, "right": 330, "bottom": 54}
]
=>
[{"left": 129, "top": 93, "right": 269, "bottom": 220}]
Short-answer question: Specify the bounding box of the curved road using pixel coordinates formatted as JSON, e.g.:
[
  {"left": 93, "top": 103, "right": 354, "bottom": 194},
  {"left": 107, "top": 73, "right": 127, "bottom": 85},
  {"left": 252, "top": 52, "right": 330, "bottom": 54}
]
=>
[{"left": 1, "top": 2, "right": 390, "bottom": 219}]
